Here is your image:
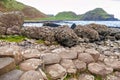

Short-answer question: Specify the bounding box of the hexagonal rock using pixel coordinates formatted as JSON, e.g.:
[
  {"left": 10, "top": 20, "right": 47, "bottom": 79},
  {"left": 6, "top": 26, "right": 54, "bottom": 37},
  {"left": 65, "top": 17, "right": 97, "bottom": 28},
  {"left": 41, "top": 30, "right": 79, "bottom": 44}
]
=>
[
  {"left": 60, "top": 59, "right": 77, "bottom": 74},
  {"left": 0, "top": 57, "right": 15, "bottom": 75},
  {"left": 46, "top": 64, "right": 66, "bottom": 79},
  {"left": 19, "top": 70, "right": 44, "bottom": 80},
  {"left": 51, "top": 47, "right": 66, "bottom": 54},
  {"left": 68, "top": 78, "right": 77, "bottom": 80},
  {"left": 105, "top": 74, "right": 120, "bottom": 80},
  {"left": 0, "top": 70, "right": 24, "bottom": 80},
  {"left": 85, "top": 48, "right": 100, "bottom": 61},
  {"left": 104, "top": 58, "right": 120, "bottom": 70},
  {"left": 98, "top": 54, "right": 106, "bottom": 62},
  {"left": 0, "top": 45, "right": 23, "bottom": 64},
  {"left": 41, "top": 53, "right": 61, "bottom": 65},
  {"left": 58, "top": 50, "right": 78, "bottom": 59},
  {"left": 73, "top": 59, "right": 86, "bottom": 72},
  {"left": 70, "top": 45, "right": 85, "bottom": 53},
  {"left": 38, "top": 68, "right": 48, "bottom": 80},
  {"left": 88, "top": 63, "right": 113, "bottom": 76},
  {"left": 22, "top": 49, "right": 41, "bottom": 59},
  {"left": 78, "top": 53, "right": 94, "bottom": 64},
  {"left": 78, "top": 73, "right": 95, "bottom": 80},
  {"left": 115, "top": 71, "right": 120, "bottom": 77},
  {"left": 19, "top": 58, "right": 42, "bottom": 71}
]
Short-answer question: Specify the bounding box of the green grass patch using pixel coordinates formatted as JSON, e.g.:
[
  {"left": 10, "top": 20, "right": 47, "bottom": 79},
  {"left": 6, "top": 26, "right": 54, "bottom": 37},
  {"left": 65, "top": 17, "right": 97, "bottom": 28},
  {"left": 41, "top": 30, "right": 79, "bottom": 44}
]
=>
[
  {"left": 0, "top": 35, "right": 27, "bottom": 42},
  {"left": 16, "top": 65, "right": 20, "bottom": 70},
  {"left": 94, "top": 75, "right": 102, "bottom": 80},
  {"left": 1, "top": 0, "right": 25, "bottom": 11},
  {"left": 36, "top": 39, "right": 45, "bottom": 44}
]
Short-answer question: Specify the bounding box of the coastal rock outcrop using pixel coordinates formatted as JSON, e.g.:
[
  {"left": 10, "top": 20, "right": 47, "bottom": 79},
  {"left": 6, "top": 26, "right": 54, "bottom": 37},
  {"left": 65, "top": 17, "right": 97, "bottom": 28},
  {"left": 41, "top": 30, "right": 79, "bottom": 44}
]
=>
[
  {"left": 87, "top": 23, "right": 110, "bottom": 40},
  {"left": 55, "top": 26, "right": 79, "bottom": 47},
  {"left": 0, "top": 11, "right": 24, "bottom": 35},
  {"left": 43, "top": 22, "right": 61, "bottom": 27},
  {"left": 74, "top": 25, "right": 99, "bottom": 42},
  {"left": 21, "top": 26, "right": 55, "bottom": 42}
]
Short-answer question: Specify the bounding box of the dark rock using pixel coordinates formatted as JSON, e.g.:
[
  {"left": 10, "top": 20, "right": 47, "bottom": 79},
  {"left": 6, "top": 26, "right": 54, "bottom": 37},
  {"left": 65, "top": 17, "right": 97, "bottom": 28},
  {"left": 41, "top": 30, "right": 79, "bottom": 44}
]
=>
[
  {"left": 21, "top": 26, "right": 55, "bottom": 42},
  {"left": 0, "top": 11, "right": 24, "bottom": 35},
  {"left": 115, "top": 33, "right": 120, "bottom": 40},
  {"left": 43, "top": 22, "right": 60, "bottom": 27},
  {"left": 109, "top": 28, "right": 120, "bottom": 36},
  {"left": 74, "top": 25, "right": 99, "bottom": 42},
  {"left": 55, "top": 26, "right": 79, "bottom": 47},
  {"left": 0, "top": 57, "right": 16, "bottom": 75},
  {"left": 87, "top": 23, "right": 110, "bottom": 40},
  {"left": 109, "top": 28, "right": 120, "bottom": 40},
  {"left": 0, "top": 70, "right": 24, "bottom": 80},
  {"left": 71, "top": 23, "right": 76, "bottom": 29}
]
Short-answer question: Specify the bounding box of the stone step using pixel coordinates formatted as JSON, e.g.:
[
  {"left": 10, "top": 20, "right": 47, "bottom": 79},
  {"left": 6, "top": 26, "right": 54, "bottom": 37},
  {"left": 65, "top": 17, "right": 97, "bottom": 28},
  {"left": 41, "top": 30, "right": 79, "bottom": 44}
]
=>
[{"left": 0, "top": 57, "right": 16, "bottom": 75}]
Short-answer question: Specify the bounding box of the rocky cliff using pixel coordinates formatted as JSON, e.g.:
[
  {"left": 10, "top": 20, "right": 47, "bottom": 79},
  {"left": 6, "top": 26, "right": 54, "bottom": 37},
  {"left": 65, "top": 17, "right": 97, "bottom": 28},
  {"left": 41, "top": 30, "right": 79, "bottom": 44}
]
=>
[{"left": 79, "top": 8, "right": 118, "bottom": 21}]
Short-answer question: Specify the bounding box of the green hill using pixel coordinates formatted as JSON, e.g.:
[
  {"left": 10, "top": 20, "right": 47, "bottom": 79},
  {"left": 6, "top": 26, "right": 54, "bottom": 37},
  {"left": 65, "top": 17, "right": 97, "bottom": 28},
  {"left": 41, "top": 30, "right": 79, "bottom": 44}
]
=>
[
  {"left": 43, "top": 8, "right": 118, "bottom": 21},
  {"left": 0, "top": 0, "right": 48, "bottom": 20},
  {"left": 55, "top": 11, "right": 77, "bottom": 20}
]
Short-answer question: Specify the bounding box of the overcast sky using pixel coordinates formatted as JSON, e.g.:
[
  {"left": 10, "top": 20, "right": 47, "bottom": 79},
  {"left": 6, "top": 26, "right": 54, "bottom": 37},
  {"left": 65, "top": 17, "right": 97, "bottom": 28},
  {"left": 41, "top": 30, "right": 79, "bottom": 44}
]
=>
[{"left": 16, "top": 0, "right": 120, "bottom": 19}]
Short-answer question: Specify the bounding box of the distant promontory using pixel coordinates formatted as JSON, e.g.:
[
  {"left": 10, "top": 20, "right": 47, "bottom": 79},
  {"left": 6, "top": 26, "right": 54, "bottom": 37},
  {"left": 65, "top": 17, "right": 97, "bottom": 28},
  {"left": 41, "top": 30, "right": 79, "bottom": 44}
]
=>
[{"left": 48, "top": 8, "right": 118, "bottom": 21}]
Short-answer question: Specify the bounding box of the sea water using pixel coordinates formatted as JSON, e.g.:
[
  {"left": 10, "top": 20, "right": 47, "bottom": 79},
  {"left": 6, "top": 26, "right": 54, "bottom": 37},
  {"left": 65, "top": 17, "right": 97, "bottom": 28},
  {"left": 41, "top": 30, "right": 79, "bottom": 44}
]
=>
[{"left": 23, "top": 21, "right": 120, "bottom": 28}]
